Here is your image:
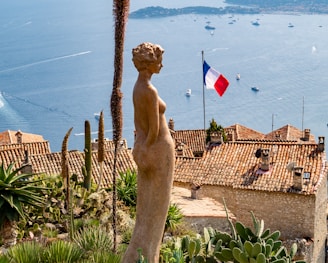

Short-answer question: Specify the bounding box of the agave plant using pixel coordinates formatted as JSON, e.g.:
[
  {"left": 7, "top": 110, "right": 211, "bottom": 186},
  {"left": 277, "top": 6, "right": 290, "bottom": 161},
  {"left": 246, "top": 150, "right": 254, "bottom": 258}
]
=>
[
  {"left": 165, "top": 203, "right": 184, "bottom": 235},
  {"left": 0, "top": 163, "right": 46, "bottom": 247},
  {"left": 73, "top": 226, "right": 113, "bottom": 257},
  {"left": 43, "top": 240, "right": 83, "bottom": 263},
  {"left": 5, "top": 241, "right": 44, "bottom": 263}
]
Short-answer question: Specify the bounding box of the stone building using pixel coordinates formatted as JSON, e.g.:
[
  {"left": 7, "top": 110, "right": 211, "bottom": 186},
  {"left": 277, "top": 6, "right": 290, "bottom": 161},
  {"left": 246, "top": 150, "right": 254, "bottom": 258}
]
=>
[{"left": 171, "top": 124, "right": 327, "bottom": 263}]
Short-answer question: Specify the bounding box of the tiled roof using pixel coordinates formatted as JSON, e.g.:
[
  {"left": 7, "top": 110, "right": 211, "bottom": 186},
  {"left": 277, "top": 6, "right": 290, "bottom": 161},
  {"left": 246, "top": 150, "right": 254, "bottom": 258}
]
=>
[
  {"left": 0, "top": 126, "right": 325, "bottom": 196},
  {"left": 29, "top": 147, "right": 137, "bottom": 188},
  {"left": 0, "top": 142, "right": 51, "bottom": 168},
  {"left": 173, "top": 129, "right": 206, "bottom": 154},
  {"left": 0, "top": 130, "right": 46, "bottom": 145},
  {"left": 264, "top": 124, "right": 316, "bottom": 143},
  {"left": 174, "top": 141, "right": 327, "bottom": 195},
  {"left": 225, "top": 124, "right": 265, "bottom": 140}
]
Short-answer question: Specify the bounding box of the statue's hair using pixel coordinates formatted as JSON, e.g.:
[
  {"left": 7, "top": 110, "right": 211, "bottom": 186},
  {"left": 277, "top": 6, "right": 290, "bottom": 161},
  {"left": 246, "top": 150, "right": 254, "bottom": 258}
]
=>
[{"left": 132, "top": 42, "right": 164, "bottom": 70}]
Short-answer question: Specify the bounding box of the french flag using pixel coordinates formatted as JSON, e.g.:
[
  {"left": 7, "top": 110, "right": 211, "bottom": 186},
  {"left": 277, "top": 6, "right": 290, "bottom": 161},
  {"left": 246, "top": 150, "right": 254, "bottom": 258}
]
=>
[{"left": 203, "top": 60, "right": 229, "bottom": 97}]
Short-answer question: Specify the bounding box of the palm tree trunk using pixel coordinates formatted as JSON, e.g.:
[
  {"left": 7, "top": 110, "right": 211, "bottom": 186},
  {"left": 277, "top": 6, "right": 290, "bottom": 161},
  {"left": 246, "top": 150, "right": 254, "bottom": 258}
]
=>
[
  {"left": 111, "top": 0, "right": 130, "bottom": 253},
  {"left": 1, "top": 219, "right": 17, "bottom": 248}
]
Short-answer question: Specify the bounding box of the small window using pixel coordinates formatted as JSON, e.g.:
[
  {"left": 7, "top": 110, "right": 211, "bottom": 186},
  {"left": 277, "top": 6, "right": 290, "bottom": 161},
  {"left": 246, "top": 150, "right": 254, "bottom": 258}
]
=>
[{"left": 304, "top": 172, "right": 311, "bottom": 179}]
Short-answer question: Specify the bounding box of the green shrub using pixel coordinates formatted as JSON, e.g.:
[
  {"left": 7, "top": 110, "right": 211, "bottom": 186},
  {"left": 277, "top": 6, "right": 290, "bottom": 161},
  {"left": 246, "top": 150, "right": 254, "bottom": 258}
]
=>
[
  {"left": 0, "top": 256, "right": 10, "bottom": 263},
  {"left": 43, "top": 240, "right": 83, "bottom": 263},
  {"left": 88, "top": 252, "right": 122, "bottom": 263},
  {"left": 6, "top": 241, "right": 44, "bottom": 263},
  {"left": 73, "top": 226, "right": 113, "bottom": 256},
  {"left": 165, "top": 203, "right": 184, "bottom": 235},
  {"left": 117, "top": 170, "right": 137, "bottom": 207}
]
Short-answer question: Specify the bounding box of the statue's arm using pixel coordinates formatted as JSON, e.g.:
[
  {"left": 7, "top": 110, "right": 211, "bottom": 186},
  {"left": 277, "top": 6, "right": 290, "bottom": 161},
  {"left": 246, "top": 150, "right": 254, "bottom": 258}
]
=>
[{"left": 145, "top": 89, "right": 159, "bottom": 146}]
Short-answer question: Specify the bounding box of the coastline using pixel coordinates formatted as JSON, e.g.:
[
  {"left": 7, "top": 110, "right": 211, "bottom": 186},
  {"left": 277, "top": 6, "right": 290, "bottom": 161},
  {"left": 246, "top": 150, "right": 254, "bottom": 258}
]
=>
[{"left": 129, "top": 5, "right": 328, "bottom": 19}]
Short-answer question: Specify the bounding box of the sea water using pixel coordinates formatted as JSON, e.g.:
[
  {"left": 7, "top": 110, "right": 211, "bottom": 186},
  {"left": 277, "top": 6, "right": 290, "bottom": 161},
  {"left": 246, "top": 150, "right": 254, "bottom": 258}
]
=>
[{"left": 0, "top": 0, "right": 328, "bottom": 152}]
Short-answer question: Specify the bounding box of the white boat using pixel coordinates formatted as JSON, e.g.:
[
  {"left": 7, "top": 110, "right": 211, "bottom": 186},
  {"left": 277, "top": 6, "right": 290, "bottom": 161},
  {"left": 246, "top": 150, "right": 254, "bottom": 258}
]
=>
[
  {"left": 94, "top": 112, "right": 101, "bottom": 120},
  {"left": 252, "top": 20, "right": 260, "bottom": 26},
  {"left": 185, "top": 89, "right": 191, "bottom": 97},
  {"left": 251, "top": 86, "right": 260, "bottom": 92},
  {"left": 236, "top": 73, "right": 241, "bottom": 80}
]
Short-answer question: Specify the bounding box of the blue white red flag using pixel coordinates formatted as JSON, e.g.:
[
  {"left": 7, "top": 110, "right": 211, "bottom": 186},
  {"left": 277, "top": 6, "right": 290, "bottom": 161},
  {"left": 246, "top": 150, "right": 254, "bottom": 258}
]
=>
[{"left": 203, "top": 60, "right": 229, "bottom": 97}]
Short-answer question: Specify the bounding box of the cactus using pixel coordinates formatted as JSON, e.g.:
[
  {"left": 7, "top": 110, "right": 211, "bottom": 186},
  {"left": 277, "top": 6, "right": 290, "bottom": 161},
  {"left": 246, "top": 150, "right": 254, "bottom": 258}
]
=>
[
  {"left": 61, "top": 127, "right": 73, "bottom": 209},
  {"left": 160, "top": 210, "right": 305, "bottom": 263},
  {"left": 97, "top": 111, "right": 104, "bottom": 192},
  {"left": 83, "top": 120, "right": 92, "bottom": 190}
]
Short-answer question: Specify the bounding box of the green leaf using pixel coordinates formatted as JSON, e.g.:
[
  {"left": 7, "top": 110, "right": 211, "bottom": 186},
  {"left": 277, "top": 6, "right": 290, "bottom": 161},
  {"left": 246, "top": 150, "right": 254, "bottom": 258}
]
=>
[
  {"left": 188, "top": 240, "right": 196, "bottom": 259},
  {"left": 203, "top": 227, "right": 210, "bottom": 244},
  {"left": 272, "top": 240, "right": 283, "bottom": 252},
  {"left": 260, "top": 228, "right": 271, "bottom": 239},
  {"left": 251, "top": 242, "right": 262, "bottom": 258},
  {"left": 289, "top": 243, "right": 297, "bottom": 259},
  {"left": 265, "top": 244, "right": 272, "bottom": 257},
  {"left": 236, "top": 222, "right": 248, "bottom": 241},
  {"left": 256, "top": 253, "right": 266, "bottom": 263},
  {"left": 232, "top": 247, "right": 242, "bottom": 261},
  {"left": 267, "top": 230, "right": 281, "bottom": 241},
  {"left": 221, "top": 248, "right": 233, "bottom": 260},
  {"left": 244, "top": 241, "right": 253, "bottom": 257}
]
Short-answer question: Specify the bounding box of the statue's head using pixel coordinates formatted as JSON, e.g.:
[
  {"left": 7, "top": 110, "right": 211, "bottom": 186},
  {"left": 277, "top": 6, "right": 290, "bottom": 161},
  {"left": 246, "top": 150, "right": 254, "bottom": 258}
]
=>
[{"left": 132, "top": 42, "right": 164, "bottom": 72}]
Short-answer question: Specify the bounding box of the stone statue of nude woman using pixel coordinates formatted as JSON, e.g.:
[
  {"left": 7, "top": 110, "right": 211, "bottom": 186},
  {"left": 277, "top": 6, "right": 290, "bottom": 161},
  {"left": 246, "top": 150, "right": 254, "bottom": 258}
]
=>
[{"left": 122, "top": 42, "right": 175, "bottom": 263}]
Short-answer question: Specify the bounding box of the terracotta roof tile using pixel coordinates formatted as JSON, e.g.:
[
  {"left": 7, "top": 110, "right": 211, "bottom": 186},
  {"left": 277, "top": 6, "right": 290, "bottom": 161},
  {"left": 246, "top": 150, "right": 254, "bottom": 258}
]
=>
[
  {"left": 225, "top": 124, "right": 265, "bottom": 140},
  {"left": 0, "top": 142, "right": 51, "bottom": 168},
  {"left": 29, "top": 147, "right": 136, "bottom": 188},
  {"left": 174, "top": 141, "right": 326, "bottom": 195},
  {"left": 264, "top": 124, "right": 316, "bottom": 143},
  {"left": 173, "top": 129, "right": 206, "bottom": 154},
  {"left": 0, "top": 130, "right": 46, "bottom": 145}
]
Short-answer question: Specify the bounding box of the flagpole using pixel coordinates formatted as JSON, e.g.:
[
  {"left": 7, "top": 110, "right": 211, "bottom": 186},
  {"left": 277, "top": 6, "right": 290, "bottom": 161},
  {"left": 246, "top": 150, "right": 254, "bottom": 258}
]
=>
[{"left": 202, "top": 50, "right": 206, "bottom": 140}]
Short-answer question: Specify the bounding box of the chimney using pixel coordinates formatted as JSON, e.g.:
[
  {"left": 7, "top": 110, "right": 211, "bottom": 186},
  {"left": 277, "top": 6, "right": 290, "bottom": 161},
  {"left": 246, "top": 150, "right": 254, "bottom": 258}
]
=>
[
  {"left": 15, "top": 130, "right": 23, "bottom": 144},
  {"left": 293, "top": 166, "right": 303, "bottom": 191},
  {"left": 303, "top": 129, "right": 310, "bottom": 141},
  {"left": 21, "top": 150, "right": 32, "bottom": 174},
  {"left": 318, "top": 136, "right": 325, "bottom": 152},
  {"left": 260, "top": 148, "right": 270, "bottom": 171},
  {"left": 176, "top": 143, "right": 184, "bottom": 156},
  {"left": 210, "top": 131, "right": 222, "bottom": 144},
  {"left": 168, "top": 118, "right": 175, "bottom": 131},
  {"left": 190, "top": 183, "right": 201, "bottom": 199},
  {"left": 226, "top": 128, "right": 235, "bottom": 142},
  {"left": 275, "top": 131, "right": 281, "bottom": 140}
]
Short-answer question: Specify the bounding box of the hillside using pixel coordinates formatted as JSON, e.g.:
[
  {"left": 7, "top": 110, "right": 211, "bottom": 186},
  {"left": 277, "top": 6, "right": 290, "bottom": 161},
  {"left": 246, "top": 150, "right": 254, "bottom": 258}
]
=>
[{"left": 129, "top": 1, "right": 328, "bottom": 19}]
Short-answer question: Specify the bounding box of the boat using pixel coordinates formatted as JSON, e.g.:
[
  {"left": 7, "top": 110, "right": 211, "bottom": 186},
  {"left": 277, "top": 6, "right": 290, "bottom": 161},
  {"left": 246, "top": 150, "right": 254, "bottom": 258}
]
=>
[
  {"left": 185, "top": 89, "right": 191, "bottom": 97},
  {"left": 94, "top": 112, "right": 101, "bottom": 120},
  {"left": 252, "top": 21, "right": 260, "bottom": 26},
  {"left": 251, "top": 87, "right": 260, "bottom": 92},
  {"left": 288, "top": 23, "right": 294, "bottom": 28},
  {"left": 205, "top": 25, "right": 216, "bottom": 30},
  {"left": 236, "top": 73, "right": 241, "bottom": 80}
]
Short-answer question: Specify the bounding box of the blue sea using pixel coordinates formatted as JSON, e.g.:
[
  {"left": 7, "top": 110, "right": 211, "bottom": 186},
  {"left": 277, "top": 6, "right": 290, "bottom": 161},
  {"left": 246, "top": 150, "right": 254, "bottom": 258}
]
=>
[{"left": 1, "top": 0, "right": 328, "bottom": 152}]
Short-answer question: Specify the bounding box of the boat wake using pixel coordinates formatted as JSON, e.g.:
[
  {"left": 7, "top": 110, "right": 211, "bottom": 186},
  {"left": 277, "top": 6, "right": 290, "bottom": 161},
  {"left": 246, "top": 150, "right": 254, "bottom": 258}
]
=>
[
  {"left": 1, "top": 91, "right": 72, "bottom": 117},
  {"left": 0, "top": 92, "right": 27, "bottom": 127},
  {"left": 74, "top": 129, "right": 113, "bottom": 136},
  {"left": 0, "top": 51, "right": 92, "bottom": 74}
]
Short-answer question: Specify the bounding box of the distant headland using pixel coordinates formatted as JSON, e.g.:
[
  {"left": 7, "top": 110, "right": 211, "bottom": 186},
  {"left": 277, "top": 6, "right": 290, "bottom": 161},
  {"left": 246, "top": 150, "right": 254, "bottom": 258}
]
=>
[{"left": 129, "top": 1, "right": 328, "bottom": 19}]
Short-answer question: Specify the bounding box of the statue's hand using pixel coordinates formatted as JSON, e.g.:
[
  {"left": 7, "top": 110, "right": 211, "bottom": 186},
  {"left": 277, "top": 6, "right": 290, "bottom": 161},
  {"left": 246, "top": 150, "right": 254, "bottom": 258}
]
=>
[{"left": 132, "top": 143, "right": 156, "bottom": 173}]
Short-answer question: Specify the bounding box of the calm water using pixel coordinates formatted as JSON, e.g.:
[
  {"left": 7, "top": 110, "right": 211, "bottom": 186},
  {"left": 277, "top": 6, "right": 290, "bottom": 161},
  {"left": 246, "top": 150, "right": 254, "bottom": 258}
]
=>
[{"left": 0, "top": 0, "right": 328, "bottom": 152}]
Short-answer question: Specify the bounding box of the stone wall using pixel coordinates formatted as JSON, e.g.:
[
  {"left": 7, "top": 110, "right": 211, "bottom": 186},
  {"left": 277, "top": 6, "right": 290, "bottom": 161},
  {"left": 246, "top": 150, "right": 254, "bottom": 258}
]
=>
[
  {"left": 183, "top": 216, "right": 232, "bottom": 235},
  {"left": 313, "top": 176, "right": 327, "bottom": 263},
  {"left": 174, "top": 181, "right": 327, "bottom": 262}
]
